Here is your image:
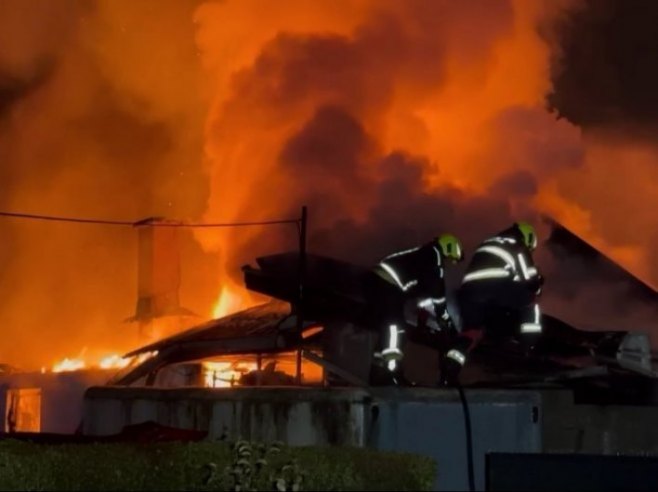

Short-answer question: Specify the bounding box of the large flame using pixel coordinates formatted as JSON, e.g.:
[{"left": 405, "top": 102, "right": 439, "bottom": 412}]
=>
[
  {"left": 211, "top": 285, "right": 245, "bottom": 319},
  {"left": 1, "top": 0, "right": 657, "bottom": 370}
]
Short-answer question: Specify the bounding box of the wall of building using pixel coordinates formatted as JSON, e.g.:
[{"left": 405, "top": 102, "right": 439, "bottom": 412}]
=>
[
  {"left": 541, "top": 388, "right": 658, "bottom": 455},
  {"left": 0, "top": 370, "right": 112, "bottom": 434},
  {"left": 83, "top": 385, "right": 658, "bottom": 490},
  {"left": 82, "top": 386, "right": 543, "bottom": 491}
]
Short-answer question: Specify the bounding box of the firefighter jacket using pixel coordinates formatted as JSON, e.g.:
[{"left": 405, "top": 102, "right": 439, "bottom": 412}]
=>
[
  {"left": 374, "top": 240, "right": 451, "bottom": 327},
  {"left": 461, "top": 226, "right": 543, "bottom": 334},
  {"left": 462, "top": 227, "right": 541, "bottom": 291}
]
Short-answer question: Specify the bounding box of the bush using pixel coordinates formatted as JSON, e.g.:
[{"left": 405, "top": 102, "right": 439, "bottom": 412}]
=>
[{"left": 0, "top": 439, "right": 436, "bottom": 491}]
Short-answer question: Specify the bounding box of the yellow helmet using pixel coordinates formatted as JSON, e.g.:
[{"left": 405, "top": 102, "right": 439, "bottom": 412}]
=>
[
  {"left": 438, "top": 233, "right": 464, "bottom": 263},
  {"left": 515, "top": 221, "right": 538, "bottom": 251}
]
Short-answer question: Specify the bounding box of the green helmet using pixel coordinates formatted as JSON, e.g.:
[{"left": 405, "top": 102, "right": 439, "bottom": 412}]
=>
[
  {"left": 437, "top": 233, "right": 464, "bottom": 263},
  {"left": 515, "top": 221, "right": 538, "bottom": 251}
]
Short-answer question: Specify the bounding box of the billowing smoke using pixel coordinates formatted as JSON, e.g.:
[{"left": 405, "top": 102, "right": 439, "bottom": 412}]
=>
[
  {"left": 198, "top": 2, "right": 580, "bottom": 305},
  {"left": 548, "top": 0, "right": 658, "bottom": 282},
  {"left": 2, "top": 0, "right": 657, "bottom": 369},
  {"left": 0, "top": 0, "right": 216, "bottom": 368},
  {"left": 198, "top": 0, "right": 658, "bottom": 338}
]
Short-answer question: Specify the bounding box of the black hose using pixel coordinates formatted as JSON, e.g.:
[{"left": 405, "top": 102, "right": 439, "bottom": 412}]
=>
[{"left": 457, "top": 383, "right": 476, "bottom": 492}]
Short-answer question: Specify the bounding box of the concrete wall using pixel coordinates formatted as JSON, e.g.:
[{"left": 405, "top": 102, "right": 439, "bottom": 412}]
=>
[
  {"left": 541, "top": 389, "right": 658, "bottom": 455},
  {"left": 83, "top": 387, "right": 542, "bottom": 491},
  {"left": 368, "top": 389, "right": 541, "bottom": 491},
  {"left": 82, "top": 386, "right": 658, "bottom": 490},
  {"left": 84, "top": 387, "right": 369, "bottom": 445}
]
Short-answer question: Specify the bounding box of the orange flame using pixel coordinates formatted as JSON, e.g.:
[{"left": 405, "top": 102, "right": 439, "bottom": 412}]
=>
[
  {"left": 2, "top": 0, "right": 655, "bottom": 372},
  {"left": 50, "top": 351, "right": 158, "bottom": 374},
  {"left": 52, "top": 358, "right": 86, "bottom": 373},
  {"left": 202, "top": 360, "right": 258, "bottom": 388},
  {"left": 98, "top": 354, "right": 131, "bottom": 370},
  {"left": 211, "top": 286, "right": 243, "bottom": 319},
  {"left": 210, "top": 282, "right": 261, "bottom": 319}
]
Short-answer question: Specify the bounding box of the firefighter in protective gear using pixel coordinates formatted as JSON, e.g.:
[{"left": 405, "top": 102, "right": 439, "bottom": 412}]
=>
[
  {"left": 368, "top": 233, "right": 464, "bottom": 385},
  {"left": 442, "top": 221, "right": 544, "bottom": 385}
]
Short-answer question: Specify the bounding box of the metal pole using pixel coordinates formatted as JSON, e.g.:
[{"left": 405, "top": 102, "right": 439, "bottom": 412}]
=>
[
  {"left": 296, "top": 205, "right": 308, "bottom": 385},
  {"left": 256, "top": 353, "right": 262, "bottom": 387}
]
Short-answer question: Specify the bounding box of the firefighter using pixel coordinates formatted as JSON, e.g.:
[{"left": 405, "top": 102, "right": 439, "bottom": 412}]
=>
[
  {"left": 368, "top": 233, "right": 464, "bottom": 385},
  {"left": 442, "top": 221, "right": 544, "bottom": 385}
]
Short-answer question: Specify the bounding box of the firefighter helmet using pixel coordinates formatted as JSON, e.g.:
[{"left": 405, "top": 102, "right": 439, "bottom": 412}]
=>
[
  {"left": 515, "top": 221, "right": 538, "bottom": 251},
  {"left": 438, "top": 233, "right": 464, "bottom": 263}
]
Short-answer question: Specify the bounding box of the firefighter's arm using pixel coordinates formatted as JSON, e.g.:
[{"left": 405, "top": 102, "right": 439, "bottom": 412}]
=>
[
  {"left": 417, "top": 268, "right": 452, "bottom": 331},
  {"left": 519, "top": 249, "right": 544, "bottom": 295}
]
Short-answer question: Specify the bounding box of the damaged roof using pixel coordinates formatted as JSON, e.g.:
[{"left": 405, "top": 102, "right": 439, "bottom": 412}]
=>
[
  {"left": 115, "top": 301, "right": 318, "bottom": 386},
  {"left": 125, "top": 301, "right": 292, "bottom": 358}
]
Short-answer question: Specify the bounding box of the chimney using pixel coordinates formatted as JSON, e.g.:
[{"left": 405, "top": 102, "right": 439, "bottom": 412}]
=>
[{"left": 126, "top": 218, "right": 195, "bottom": 326}]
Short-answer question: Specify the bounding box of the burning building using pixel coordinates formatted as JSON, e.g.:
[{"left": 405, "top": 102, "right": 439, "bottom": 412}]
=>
[
  {"left": 2, "top": 0, "right": 658, "bottom": 489},
  {"left": 78, "top": 217, "right": 658, "bottom": 491}
]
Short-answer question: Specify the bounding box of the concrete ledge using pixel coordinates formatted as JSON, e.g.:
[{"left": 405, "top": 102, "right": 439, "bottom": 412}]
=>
[{"left": 84, "top": 385, "right": 543, "bottom": 405}]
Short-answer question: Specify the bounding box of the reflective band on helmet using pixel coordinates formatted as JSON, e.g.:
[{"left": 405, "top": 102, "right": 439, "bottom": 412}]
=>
[
  {"left": 446, "top": 349, "right": 466, "bottom": 365},
  {"left": 521, "top": 323, "right": 542, "bottom": 334},
  {"left": 477, "top": 245, "right": 516, "bottom": 269},
  {"left": 463, "top": 268, "right": 510, "bottom": 283}
]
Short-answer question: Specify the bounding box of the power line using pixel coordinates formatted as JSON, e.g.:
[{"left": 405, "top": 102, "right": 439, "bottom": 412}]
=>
[
  {"left": 0, "top": 211, "right": 132, "bottom": 226},
  {"left": 0, "top": 211, "right": 299, "bottom": 228},
  {"left": 173, "top": 219, "right": 298, "bottom": 228}
]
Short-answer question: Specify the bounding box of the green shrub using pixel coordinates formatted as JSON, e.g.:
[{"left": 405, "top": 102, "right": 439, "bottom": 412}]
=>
[{"left": 0, "top": 439, "right": 435, "bottom": 491}]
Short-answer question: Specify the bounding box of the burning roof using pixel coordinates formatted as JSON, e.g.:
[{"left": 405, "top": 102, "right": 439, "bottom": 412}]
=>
[{"left": 114, "top": 301, "right": 321, "bottom": 386}]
